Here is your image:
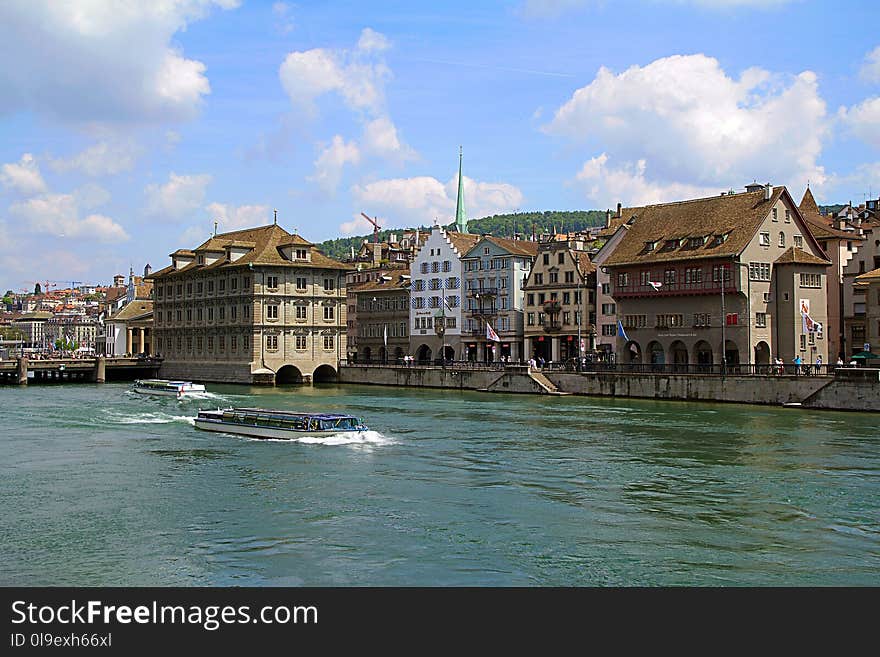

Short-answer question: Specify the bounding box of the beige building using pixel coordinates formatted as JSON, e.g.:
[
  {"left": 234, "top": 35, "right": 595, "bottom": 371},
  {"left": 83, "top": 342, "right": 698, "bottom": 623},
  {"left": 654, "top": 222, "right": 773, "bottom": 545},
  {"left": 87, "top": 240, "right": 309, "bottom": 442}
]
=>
[
  {"left": 100, "top": 300, "right": 153, "bottom": 356},
  {"left": 351, "top": 271, "right": 411, "bottom": 363},
  {"left": 604, "top": 184, "right": 831, "bottom": 368},
  {"left": 522, "top": 238, "right": 596, "bottom": 363},
  {"left": 11, "top": 311, "right": 52, "bottom": 349},
  {"left": 149, "top": 223, "right": 352, "bottom": 384},
  {"left": 854, "top": 267, "right": 880, "bottom": 355}
]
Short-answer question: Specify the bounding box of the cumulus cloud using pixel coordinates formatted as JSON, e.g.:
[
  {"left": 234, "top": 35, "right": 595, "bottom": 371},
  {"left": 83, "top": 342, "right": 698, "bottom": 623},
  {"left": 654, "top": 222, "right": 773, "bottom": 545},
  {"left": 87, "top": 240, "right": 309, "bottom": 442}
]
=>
[
  {"left": 9, "top": 192, "right": 128, "bottom": 242},
  {"left": 48, "top": 140, "right": 139, "bottom": 176},
  {"left": 545, "top": 54, "right": 828, "bottom": 205},
  {"left": 272, "top": 2, "right": 295, "bottom": 35},
  {"left": 0, "top": 1, "right": 238, "bottom": 123},
  {"left": 145, "top": 172, "right": 212, "bottom": 219},
  {"left": 308, "top": 136, "right": 361, "bottom": 193},
  {"left": 0, "top": 153, "right": 47, "bottom": 196},
  {"left": 839, "top": 97, "right": 880, "bottom": 149},
  {"left": 362, "top": 117, "right": 417, "bottom": 162},
  {"left": 279, "top": 28, "right": 391, "bottom": 116},
  {"left": 861, "top": 46, "right": 880, "bottom": 83},
  {"left": 348, "top": 174, "right": 523, "bottom": 233},
  {"left": 206, "top": 202, "right": 271, "bottom": 231}
]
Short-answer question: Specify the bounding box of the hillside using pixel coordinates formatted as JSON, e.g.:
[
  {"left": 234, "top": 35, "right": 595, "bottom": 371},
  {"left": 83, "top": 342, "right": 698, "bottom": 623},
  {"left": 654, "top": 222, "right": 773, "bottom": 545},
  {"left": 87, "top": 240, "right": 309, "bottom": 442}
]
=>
[{"left": 317, "top": 210, "right": 605, "bottom": 260}]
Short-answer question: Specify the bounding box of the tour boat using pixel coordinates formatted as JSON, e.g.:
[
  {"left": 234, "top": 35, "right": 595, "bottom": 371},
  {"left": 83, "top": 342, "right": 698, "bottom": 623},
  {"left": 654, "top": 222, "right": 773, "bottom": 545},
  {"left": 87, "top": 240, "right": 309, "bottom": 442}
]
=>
[
  {"left": 194, "top": 407, "right": 368, "bottom": 439},
  {"left": 133, "top": 379, "right": 207, "bottom": 398}
]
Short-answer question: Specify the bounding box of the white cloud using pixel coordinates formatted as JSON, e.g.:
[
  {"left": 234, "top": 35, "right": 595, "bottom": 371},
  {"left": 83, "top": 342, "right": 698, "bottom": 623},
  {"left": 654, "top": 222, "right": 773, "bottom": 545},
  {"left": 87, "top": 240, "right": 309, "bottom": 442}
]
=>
[
  {"left": 357, "top": 27, "right": 391, "bottom": 53},
  {"left": 278, "top": 28, "right": 391, "bottom": 116},
  {"left": 0, "top": 1, "right": 238, "bottom": 123},
  {"left": 545, "top": 54, "right": 828, "bottom": 204},
  {"left": 362, "top": 117, "right": 417, "bottom": 162},
  {"left": 9, "top": 192, "right": 128, "bottom": 242},
  {"left": 861, "top": 46, "right": 880, "bottom": 83},
  {"left": 205, "top": 202, "right": 271, "bottom": 231},
  {"left": 839, "top": 97, "right": 880, "bottom": 149},
  {"left": 309, "top": 136, "right": 361, "bottom": 193},
  {"left": 272, "top": 2, "right": 295, "bottom": 35},
  {"left": 145, "top": 172, "right": 212, "bottom": 219},
  {"left": 49, "top": 140, "right": 138, "bottom": 176},
  {"left": 0, "top": 153, "right": 47, "bottom": 196},
  {"left": 348, "top": 174, "right": 523, "bottom": 233}
]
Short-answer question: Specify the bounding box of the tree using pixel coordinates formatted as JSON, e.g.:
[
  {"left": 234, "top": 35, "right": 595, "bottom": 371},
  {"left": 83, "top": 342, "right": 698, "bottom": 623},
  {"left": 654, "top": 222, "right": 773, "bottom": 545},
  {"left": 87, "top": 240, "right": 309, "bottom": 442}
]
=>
[{"left": 34, "top": 283, "right": 42, "bottom": 295}]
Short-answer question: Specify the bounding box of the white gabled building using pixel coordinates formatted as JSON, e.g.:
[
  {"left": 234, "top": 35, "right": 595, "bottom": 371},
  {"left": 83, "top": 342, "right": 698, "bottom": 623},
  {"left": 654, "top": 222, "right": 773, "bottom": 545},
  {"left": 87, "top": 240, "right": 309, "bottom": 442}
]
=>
[{"left": 409, "top": 227, "right": 479, "bottom": 363}]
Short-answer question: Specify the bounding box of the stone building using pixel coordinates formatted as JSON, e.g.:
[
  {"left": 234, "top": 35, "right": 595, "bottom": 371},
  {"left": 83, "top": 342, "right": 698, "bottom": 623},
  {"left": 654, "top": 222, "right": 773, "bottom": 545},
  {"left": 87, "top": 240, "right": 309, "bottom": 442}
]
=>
[
  {"left": 351, "top": 271, "right": 411, "bottom": 362},
  {"left": 11, "top": 311, "right": 52, "bottom": 349},
  {"left": 522, "top": 237, "right": 596, "bottom": 363},
  {"left": 854, "top": 267, "right": 880, "bottom": 354},
  {"left": 148, "top": 223, "right": 351, "bottom": 384},
  {"left": 837, "top": 199, "right": 880, "bottom": 357},
  {"left": 100, "top": 300, "right": 153, "bottom": 356},
  {"left": 346, "top": 264, "right": 408, "bottom": 361},
  {"left": 604, "top": 184, "right": 831, "bottom": 368},
  {"left": 460, "top": 236, "right": 538, "bottom": 362}
]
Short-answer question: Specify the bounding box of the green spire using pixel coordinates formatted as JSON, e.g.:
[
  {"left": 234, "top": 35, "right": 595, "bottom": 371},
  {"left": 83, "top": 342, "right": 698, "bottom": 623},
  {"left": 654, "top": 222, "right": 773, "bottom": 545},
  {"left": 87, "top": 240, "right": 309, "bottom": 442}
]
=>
[{"left": 455, "top": 146, "right": 468, "bottom": 234}]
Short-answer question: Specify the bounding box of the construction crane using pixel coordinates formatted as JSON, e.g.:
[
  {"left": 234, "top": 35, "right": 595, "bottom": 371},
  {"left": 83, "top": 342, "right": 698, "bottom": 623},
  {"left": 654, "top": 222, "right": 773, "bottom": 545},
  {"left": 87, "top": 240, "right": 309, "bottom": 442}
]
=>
[{"left": 361, "top": 212, "right": 382, "bottom": 244}]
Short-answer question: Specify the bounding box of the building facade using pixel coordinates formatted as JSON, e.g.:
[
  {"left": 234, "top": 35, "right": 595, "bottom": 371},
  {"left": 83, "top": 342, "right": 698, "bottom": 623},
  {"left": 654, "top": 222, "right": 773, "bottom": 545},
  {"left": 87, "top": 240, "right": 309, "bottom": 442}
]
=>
[
  {"left": 854, "top": 267, "right": 880, "bottom": 354},
  {"left": 351, "top": 272, "right": 411, "bottom": 362},
  {"left": 522, "top": 238, "right": 596, "bottom": 363},
  {"left": 149, "top": 224, "right": 351, "bottom": 384},
  {"left": 604, "top": 184, "right": 831, "bottom": 368},
  {"left": 409, "top": 227, "right": 479, "bottom": 362}
]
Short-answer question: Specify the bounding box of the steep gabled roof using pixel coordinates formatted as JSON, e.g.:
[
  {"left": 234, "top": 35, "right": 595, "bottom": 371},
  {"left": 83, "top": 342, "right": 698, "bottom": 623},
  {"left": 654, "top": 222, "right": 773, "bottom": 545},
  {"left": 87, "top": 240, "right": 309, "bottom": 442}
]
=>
[
  {"left": 445, "top": 230, "right": 481, "bottom": 256},
  {"left": 463, "top": 235, "right": 539, "bottom": 258},
  {"left": 799, "top": 187, "right": 821, "bottom": 217},
  {"left": 855, "top": 267, "right": 880, "bottom": 283},
  {"left": 604, "top": 187, "right": 818, "bottom": 267},
  {"left": 774, "top": 246, "right": 831, "bottom": 266}
]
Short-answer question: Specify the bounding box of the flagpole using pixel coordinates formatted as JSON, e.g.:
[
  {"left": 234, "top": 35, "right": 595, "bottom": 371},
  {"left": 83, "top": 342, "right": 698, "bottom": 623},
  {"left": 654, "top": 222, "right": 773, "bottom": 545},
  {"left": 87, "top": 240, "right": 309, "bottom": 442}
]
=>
[{"left": 720, "top": 262, "right": 726, "bottom": 375}]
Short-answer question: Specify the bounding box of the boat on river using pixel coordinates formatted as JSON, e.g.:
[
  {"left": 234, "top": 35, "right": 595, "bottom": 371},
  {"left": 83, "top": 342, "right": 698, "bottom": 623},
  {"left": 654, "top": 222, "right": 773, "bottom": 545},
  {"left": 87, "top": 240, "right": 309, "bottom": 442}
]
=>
[
  {"left": 133, "top": 379, "right": 206, "bottom": 398},
  {"left": 194, "top": 407, "right": 368, "bottom": 439}
]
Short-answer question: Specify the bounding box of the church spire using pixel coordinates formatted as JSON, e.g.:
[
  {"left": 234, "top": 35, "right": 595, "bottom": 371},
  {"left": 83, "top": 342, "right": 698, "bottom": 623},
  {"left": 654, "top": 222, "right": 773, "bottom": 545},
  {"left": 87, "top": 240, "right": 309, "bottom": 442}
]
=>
[{"left": 455, "top": 146, "right": 468, "bottom": 234}]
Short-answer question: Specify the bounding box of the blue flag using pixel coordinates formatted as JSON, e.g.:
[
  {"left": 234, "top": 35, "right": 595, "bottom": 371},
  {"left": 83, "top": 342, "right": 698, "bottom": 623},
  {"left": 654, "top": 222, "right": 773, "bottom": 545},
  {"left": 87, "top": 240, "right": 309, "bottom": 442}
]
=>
[{"left": 617, "top": 319, "right": 629, "bottom": 342}]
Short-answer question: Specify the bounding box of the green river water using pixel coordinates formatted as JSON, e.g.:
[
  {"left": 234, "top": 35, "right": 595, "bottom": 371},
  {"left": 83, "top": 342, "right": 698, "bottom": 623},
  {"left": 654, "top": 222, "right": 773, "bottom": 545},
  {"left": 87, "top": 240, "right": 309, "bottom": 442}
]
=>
[{"left": 1, "top": 382, "right": 878, "bottom": 586}]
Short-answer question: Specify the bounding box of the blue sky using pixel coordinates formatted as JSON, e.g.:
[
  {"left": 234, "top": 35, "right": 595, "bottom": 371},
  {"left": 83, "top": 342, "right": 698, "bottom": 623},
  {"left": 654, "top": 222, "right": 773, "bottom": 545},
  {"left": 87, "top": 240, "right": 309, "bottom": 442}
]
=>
[{"left": 1, "top": 0, "right": 879, "bottom": 290}]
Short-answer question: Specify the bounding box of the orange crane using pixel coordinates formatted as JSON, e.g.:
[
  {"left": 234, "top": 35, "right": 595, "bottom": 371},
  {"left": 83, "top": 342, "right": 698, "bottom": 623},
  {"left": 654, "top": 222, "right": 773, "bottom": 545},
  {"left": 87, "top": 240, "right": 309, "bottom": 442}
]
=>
[{"left": 361, "top": 212, "right": 382, "bottom": 243}]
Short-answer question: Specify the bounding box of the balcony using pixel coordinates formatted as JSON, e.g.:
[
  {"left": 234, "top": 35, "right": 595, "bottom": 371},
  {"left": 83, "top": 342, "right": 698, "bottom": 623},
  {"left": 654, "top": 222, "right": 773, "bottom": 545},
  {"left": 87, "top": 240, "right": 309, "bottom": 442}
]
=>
[
  {"left": 466, "top": 307, "right": 497, "bottom": 317},
  {"left": 542, "top": 323, "right": 561, "bottom": 333},
  {"left": 466, "top": 287, "right": 499, "bottom": 298}
]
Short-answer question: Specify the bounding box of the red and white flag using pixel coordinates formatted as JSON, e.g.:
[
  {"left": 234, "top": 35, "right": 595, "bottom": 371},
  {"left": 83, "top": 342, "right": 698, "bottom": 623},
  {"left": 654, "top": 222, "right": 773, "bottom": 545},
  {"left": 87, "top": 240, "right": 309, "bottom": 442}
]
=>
[
  {"left": 648, "top": 281, "right": 663, "bottom": 291},
  {"left": 486, "top": 322, "right": 500, "bottom": 342}
]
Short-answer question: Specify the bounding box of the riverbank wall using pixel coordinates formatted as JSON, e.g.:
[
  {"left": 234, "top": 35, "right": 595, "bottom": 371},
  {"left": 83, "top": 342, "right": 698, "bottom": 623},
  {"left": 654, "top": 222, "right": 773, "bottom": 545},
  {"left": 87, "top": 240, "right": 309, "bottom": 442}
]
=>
[{"left": 338, "top": 365, "right": 880, "bottom": 412}]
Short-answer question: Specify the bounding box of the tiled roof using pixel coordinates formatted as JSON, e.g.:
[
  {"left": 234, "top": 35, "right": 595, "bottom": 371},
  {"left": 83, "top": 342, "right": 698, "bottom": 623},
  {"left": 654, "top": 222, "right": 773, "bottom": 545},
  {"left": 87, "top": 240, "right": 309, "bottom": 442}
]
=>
[
  {"left": 798, "top": 188, "right": 857, "bottom": 240},
  {"left": 110, "top": 300, "right": 153, "bottom": 322},
  {"left": 799, "top": 187, "right": 821, "bottom": 216},
  {"left": 774, "top": 246, "right": 831, "bottom": 266},
  {"left": 351, "top": 274, "right": 410, "bottom": 293},
  {"left": 855, "top": 267, "right": 880, "bottom": 282},
  {"left": 575, "top": 252, "right": 595, "bottom": 276},
  {"left": 604, "top": 188, "right": 786, "bottom": 266},
  {"left": 446, "top": 230, "right": 481, "bottom": 256},
  {"left": 151, "top": 224, "right": 351, "bottom": 278},
  {"left": 484, "top": 235, "right": 539, "bottom": 257}
]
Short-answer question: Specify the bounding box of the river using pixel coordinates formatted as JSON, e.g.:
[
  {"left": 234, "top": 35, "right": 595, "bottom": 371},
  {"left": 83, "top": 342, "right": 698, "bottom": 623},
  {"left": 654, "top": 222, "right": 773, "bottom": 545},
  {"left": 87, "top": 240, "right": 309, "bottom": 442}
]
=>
[{"left": 1, "top": 382, "right": 878, "bottom": 586}]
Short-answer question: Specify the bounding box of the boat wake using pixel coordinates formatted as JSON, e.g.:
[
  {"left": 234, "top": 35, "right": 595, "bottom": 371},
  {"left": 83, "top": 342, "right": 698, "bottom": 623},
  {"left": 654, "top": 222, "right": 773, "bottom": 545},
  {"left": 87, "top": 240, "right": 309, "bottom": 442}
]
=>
[
  {"left": 103, "top": 411, "right": 195, "bottom": 425},
  {"left": 256, "top": 430, "right": 393, "bottom": 447}
]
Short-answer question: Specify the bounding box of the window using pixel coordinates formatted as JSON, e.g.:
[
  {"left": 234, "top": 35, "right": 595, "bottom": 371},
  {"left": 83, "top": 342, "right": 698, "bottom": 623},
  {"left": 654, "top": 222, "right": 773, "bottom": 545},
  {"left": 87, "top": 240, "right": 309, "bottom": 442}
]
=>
[
  {"left": 785, "top": 209, "right": 791, "bottom": 223},
  {"left": 244, "top": 304, "right": 250, "bottom": 319},
  {"left": 323, "top": 305, "right": 335, "bottom": 320},
  {"left": 794, "top": 235, "right": 804, "bottom": 248},
  {"left": 617, "top": 272, "right": 629, "bottom": 287},
  {"left": 295, "top": 277, "right": 307, "bottom": 290},
  {"left": 267, "top": 304, "right": 279, "bottom": 320},
  {"left": 755, "top": 312, "right": 767, "bottom": 328},
  {"left": 601, "top": 303, "right": 616, "bottom": 315},
  {"left": 295, "top": 305, "right": 307, "bottom": 320},
  {"left": 563, "top": 292, "right": 570, "bottom": 305},
  {"left": 483, "top": 247, "right": 490, "bottom": 255},
  {"left": 623, "top": 315, "right": 648, "bottom": 329},
  {"left": 749, "top": 262, "right": 771, "bottom": 281},
  {"left": 779, "top": 232, "right": 785, "bottom": 248},
  {"left": 323, "top": 334, "right": 335, "bottom": 350},
  {"left": 713, "top": 265, "right": 731, "bottom": 283},
  {"left": 558, "top": 253, "right": 565, "bottom": 265},
  {"left": 538, "top": 312, "right": 545, "bottom": 325},
  {"left": 656, "top": 314, "right": 684, "bottom": 328},
  {"left": 207, "top": 280, "right": 214, "bottom": 293},
  {"left": 693, "top": 313, "right": 712, "bottom": 327},
  {"left": 527, "top": 312, "right": 535, "bottom": 326},
  {"left": 323, "top": 278, "right": 335, "bottom": 292},
  {"left": 601, "top": 283, "right": 610, "bottom": 295},
  {"left": 219, "top": 279, "right": 226, "bottom": 292},
  {"left": 799, "top": 273, "right": 821, "bottom": 288},
  {"left": 543, "top": 253, "right": 550, "bottom": 265},
  {"left": 420, "top": 262, "right": 429, "bottom": 274},
  {"left": 196, "top": 308, "right": 202, "bottom": 321},
  {"left": 684, "top": 267, "right": 703, "bottom": 284},
  {"left": 759, "top": 232, "right": 770, "bottom": 247},
  {"left": 534, "top": 273, "right": 543, "bottom": 285},
  {"left": 726, "top": 313, "right": 738, "bottom": 326},
  {"left": 295, "top": 335, "right": 307, "bottom": 350},
  {"left": 207, "top": 307, "right": 214, "bottom": 321},
  {"left": 564, "top": 271, "right": 574, "bottom": 283},
  {"left": 664, "top": 269, "right": 676, "bottom": 285},
  {"left": 187, "top": 282, "right": 193, "bottom": 294},
  {"left": 549, "top": 272, "right": 558, "bottom": 284},
  {"left": 527, "top": 293, "right": 534, "bottom": 306},
  {"left": 562, "top": 311, "right": 571, "bottom": 325},
  {"left": 267, "top": 276, "right": 279, "bottom": 290},
  {"left": 231, "top": 336, "right": 237, "bottom": 351},
  {"left": 177, "top": 310, "right": 183, "bottom": 321},
  {"left": 799, "top": 334, "right": 806, "bottom": 350},
  {"left": 295, "top": 248, "right": 307, "bottom": 260},
  {"left": 197, "top": 337, "right": 203, "bottom": 351},
  {"left": 266, "top": 335, "right": 278, "bottom": 350},
  {"left": 602, "top": 324, "right": 617, "bottom": 336},
  {"left": 763, "top": 292, "right": 770, "bottom": 303},
  {"left": 640, "top": 271, "right": 650, "bottom": 286}
]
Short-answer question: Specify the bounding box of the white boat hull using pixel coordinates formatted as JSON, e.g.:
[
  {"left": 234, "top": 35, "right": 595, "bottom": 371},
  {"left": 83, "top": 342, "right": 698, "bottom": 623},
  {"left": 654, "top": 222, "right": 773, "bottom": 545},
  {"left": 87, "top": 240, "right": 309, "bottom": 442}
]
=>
[
  {"left": 194, "top": 418, "right": 347, "bottom": 440},
  {"left": 134, "top": 388, "right": 185, "bottom": 397}
]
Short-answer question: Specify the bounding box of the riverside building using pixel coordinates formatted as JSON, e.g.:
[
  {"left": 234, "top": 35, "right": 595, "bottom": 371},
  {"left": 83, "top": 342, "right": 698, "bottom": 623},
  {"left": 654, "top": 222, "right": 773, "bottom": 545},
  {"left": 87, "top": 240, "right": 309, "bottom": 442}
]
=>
[
  {"left": 351, "top": 270, "right": 411, "bottom": 363},
  {"left": 149, "top": 222, "right": 351, "bottom": 384},
  {"left": 603, "top": 184, "right": 831, "bottom": 368},
  {"left": 522, "top": 237, "right": 595, "bottom": 363}
]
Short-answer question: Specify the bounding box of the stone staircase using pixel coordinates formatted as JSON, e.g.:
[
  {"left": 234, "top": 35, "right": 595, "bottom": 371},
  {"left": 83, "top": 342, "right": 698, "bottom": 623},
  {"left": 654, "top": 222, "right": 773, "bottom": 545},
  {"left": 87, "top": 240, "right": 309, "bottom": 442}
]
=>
[{"left": 528, "top": 370, "right": 571, "bottom": 395}]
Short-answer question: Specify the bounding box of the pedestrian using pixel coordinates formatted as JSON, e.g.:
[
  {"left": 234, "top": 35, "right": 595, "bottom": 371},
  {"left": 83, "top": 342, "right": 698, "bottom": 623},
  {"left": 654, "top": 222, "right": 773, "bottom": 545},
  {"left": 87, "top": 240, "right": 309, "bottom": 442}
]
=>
[
  {"left": 815, "top": 354, "right": 822, "bottom": 373},
  {"left": 836, "top": 356, "right": 843, "bottom": 367},
  {"left": 793, "top": 354, "right": 802, "bottom": 375}
]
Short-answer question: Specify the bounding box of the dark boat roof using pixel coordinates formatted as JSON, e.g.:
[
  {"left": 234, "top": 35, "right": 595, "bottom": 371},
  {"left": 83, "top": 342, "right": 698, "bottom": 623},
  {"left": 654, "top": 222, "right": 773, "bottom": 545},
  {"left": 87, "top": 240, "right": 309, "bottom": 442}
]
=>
[{"left": 206, "top": 407, "right": 358, "bottom": 419}]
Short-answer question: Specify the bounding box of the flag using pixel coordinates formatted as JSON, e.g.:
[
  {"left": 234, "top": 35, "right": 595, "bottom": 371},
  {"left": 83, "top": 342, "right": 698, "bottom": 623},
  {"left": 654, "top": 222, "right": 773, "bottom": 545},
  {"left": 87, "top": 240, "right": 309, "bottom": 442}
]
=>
[
  {"left": 648, "top": 281, "right": 663, "bottom": 291},
  {"left": 383, "top": 324, "right": 388, "bottom": 347},
  {"left": 444, "top": 296, "right": 454, "bottom": 311},
  {"left": 801, "top": 312, "right": 822, "bottom": 334},
  {"left": 486, "top": 322, "right": 500, "bottom": 342},
  {"left": 617, "top": 319, "right": 629, "bottom": 342}
]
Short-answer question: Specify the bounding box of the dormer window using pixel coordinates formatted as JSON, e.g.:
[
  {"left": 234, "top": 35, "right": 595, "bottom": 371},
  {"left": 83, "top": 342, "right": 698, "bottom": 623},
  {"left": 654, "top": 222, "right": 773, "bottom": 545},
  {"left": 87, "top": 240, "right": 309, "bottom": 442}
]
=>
[
  {"left": 688, "top": 236, "right": 704, "bottom": 248},
  {"left": 295, "top": 248, "right": 308, "bottom": 259},
  {"left": 714, "top": 232, "right": 730, "bottom": 246},
  {"left": 197, "top": 255, "right": 204, "bottom": 264},
  {"left": 645, "top": 241, "right": 657, "bottom": 252}
]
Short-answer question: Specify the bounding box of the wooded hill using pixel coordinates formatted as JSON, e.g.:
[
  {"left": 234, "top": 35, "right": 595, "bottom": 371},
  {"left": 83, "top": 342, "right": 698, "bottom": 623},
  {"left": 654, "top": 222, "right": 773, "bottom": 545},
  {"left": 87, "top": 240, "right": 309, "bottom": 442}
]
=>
[{"left": 317, "top": 210, "right": 606, "bottom": 260}]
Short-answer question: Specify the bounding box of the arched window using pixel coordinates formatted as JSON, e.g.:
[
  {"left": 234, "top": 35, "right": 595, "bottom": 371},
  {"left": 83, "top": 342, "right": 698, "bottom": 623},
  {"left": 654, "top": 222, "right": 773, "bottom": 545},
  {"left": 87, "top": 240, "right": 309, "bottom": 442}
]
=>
[{"left": 778, "top": 232, "right": 785, "bottom": 247}]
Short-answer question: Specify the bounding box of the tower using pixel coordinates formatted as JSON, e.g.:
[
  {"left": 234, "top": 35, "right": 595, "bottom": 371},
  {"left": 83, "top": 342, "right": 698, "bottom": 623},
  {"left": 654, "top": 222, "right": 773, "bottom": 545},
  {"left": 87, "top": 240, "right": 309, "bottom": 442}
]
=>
[{"left": 455, "top": 147, "right": 468, "bottom": 234}]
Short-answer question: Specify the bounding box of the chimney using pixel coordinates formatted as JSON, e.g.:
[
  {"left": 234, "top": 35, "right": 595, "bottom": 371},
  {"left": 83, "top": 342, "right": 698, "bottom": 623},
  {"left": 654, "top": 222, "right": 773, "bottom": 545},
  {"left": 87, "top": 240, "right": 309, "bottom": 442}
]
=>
[
  {"left": 616, "top": 202, "right": 622, "bottom": 218},
  {"left": 764, "top": 183, "right": 772, "bottom": 201},
  {"left": 605, "top": 209, "right": 611, "bottom": 229}
]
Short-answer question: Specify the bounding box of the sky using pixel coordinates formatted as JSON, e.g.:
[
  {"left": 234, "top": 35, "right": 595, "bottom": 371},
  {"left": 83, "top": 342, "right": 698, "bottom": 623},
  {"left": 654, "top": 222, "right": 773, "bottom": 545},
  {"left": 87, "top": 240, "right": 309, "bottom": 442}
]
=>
[{"left": 1, "top": 0, "right": 879, "bottom": 290}]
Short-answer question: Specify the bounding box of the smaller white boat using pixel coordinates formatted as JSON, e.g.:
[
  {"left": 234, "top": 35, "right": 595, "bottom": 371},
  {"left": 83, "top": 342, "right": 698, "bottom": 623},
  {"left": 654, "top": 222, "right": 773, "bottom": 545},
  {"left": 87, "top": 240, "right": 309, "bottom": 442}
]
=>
[{"left": 133, "top": 379, "right": 206, "bottom": 398}]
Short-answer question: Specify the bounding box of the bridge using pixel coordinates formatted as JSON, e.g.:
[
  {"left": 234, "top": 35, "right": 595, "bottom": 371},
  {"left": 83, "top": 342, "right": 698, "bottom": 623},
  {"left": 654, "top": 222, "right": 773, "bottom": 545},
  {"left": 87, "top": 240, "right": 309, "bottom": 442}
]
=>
[{"left": 0, "top": 357, "right": 162, "bottom": 385}]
